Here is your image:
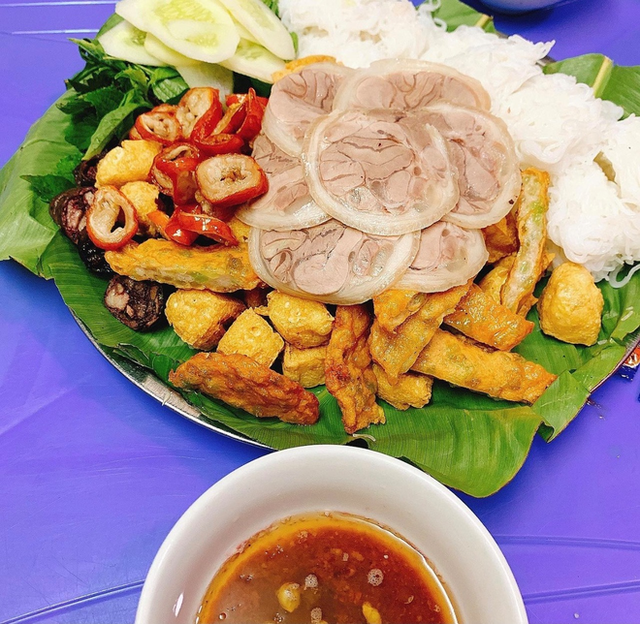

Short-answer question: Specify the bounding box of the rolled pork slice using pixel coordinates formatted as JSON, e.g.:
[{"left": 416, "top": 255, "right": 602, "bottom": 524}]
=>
[
  {"left": 395, "top": 222, "right": 488, "bottom": 292},
  {"left": 249, "top": 220, "right": 420, "bottom": 305},
  {"left": 414, "top": 103, "right": 521, "bottom": 229},
  {"left": 304, "top": 109, "right": 459, "bottom": 236},
  {"left": 332, "top": 59, "right": 491, "bottom": 112},
  {"left": 236, "top": 134, "right": 330, "bottom": 231},
  {"left": 262, "top": 62, "right": 353, "bottom": 157}
]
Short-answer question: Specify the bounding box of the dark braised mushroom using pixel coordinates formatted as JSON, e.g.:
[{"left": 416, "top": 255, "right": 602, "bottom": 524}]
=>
[
  {"left": 73, "top": 152, "right": 106, "bottom": 186},
  {"left": 104, "top": 275, "right": 166, "bottom": 331},
  {"left": 49, "top": 187, "right": 95, "bottom": 245},
  {"left": 77, "top": 232, "right": 114, "bottom": 277}
]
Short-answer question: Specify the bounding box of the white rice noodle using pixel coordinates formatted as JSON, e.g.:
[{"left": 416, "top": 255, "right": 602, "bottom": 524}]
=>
[
  {"left": 420, "top": 26, "right": 553, "bottom": 105},
  {"left": 277, "top": 0, "right": 442, "bottom": 68},
  {"left": 547, "top": 159, "right": 640, "bottom": 282},
  {"left": 600, "top": 115, "right": 640, "bottom": 206},
  {"left": 494, "top": 73, "right": 623, "bottom": 175}
]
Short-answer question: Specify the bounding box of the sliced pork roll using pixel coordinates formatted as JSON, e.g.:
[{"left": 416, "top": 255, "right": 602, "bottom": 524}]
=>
[
  {"left": 332, "top": 59, "right": 491, "bottom": 113},
  {"left": 395, "top": 222, "right": 488, "bottom": 292},
  {"left": 249, "top": 220, "right": 419, "bottom": 305},
  {"left": 263, "top": 62, "right": 353, "bottom": 157},
  {"left": 236, "top": 134, "right": 329, "bottom": 231},
  {"left": 414, "top": 103, "right": 521, "bottom": 229},
  {"left": 304, "top": 109, "right": 459, "bottom": 236}
]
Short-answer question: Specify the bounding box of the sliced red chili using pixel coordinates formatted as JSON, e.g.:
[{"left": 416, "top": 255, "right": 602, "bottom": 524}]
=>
[
  {"left": 134, "top": 105, "right": 182, "bottom": 146},
  {"left": 192, "top": 132, "right": 245, "bottom": 157},
  {"left": 86, "top": 186, "right": 138, "bottom": 250},
  {"left": 226, "top": 92, "right": 268, "bottom": 109},
  {"left": 212, "top": 102, "right": 246, "bottom": 135},
  {"left": 151, "top": 143, "right": 201, "bottom": 205},
  {"left": 177, "top": 87, "right": 223, "bottom": 140},
  {"left": 235, "top": 89, "right": 266, "bottom": 142},
  {"left": 177, "top": 212, "right": 238, "bottom": 246},
  {"left": 196, "top": 154, "right": 268, "bottom": 209}
]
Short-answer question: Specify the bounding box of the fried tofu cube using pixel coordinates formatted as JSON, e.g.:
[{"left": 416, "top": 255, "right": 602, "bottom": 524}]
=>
[
  {"left": 217, "top": 309, "right": 284, "bottom": 367},
  {"left": 267, "top": 291, "right": 334, "bottom": 348},
  {"left": 537, "top": 262, "right": 604, "bottom": 346},
  {"left": 120, "top": 181, "right": 162, "bottom": 237},
  {"left": 166, "top": 289, "right": 245, "bottom": 350},
  {"left": 282, "top": 344, "right": 327, "bottom": 388},
  {"left": 96, "top": 140, "right": 161, "bottom": 188},
  {"left": 373, "top": 364, "right": 433, "bottom": 411}
]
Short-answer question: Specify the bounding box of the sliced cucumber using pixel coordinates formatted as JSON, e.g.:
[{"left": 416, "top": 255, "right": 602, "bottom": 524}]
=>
[
  {"left": 176, "top": 63, "right": 234, "bottom": 97},
  {"left": 216, "top": 0, "right": 294, "bottom": 60},
  {"left": 116, "top": 0, "right": 240, "bottom": 64},
  {"left": 98, "top": 19, "right": 166, "bottom": 66},
  {"left": 231, "top": 17, "right": 258, "bottom": 44},
  {"left": 220, "top": 38, "right": 285, "bottom": 84},
  {"left": 144, "top": 32, "right": 198, "bottom": 66}
]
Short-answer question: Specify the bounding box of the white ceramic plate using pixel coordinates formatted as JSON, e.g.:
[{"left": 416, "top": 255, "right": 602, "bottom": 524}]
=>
[{"left": 135, "top": 445, "right": 528, "bottom": 624}]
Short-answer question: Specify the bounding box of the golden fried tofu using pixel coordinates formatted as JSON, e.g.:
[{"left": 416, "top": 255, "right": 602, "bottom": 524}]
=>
[
  {"left": 267, "top": 291, "right": 334, "bottom": 348},
  {"left": 370, "top": 283, "right": 470, "bottom": 380},
  {"left": 325, "top": 305, "right": 385, "bottom": 434},
  {"left": 217, "top": 309, "right": 284, "bottom": 367},
  {"left": 444, "top": 284, "right": 534, "bottom": 351},
  {"left": 501, "top": 168, "right": 550, "bottom": 313},
  {"left": 482, "top": 212, "right": 518, "bottom": 263},
  {"left": 412, "top": 329, "right": 556, "bottom": 404},
  {"left": 105, "top": 239, "right": 261, "bottom": 292},
  {"left": 96, "top": 140, "right": 161, "bottom": 188},
  {"left": 372, "top": 289, "right": 428, "bottom": 333},
  {"left": 165, "top": 289, "right": 245, "bottom": 350},
  {"left": 373, "top": 364, "right": 433, "bottom": 411},
  {"left": 120, "top": 181, "right": 162, "bottom": 237},
  {"left": 169, "top": 352, "right": 319, "bottom": 425},
  {"left": 282, "top": 344, "right": 327, "bottom": 388},
  {"left": 537, "top": 262, "right": 604, "bottom": 346}
]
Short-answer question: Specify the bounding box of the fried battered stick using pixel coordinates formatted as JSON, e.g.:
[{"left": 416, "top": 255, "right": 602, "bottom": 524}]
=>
[
  {"left": 412, "top": 329, "right": 556, "bottom": 404},
  {"left": 444, "top": 284, "right": 534, "bottom": 351},
  {"left": 105, "top": 239, "right": 261, "bottom": 292},
  {"left": 372, "top": 289, "right": 429, "bottom": 333},
  {"left": 325, "top": 305, "right": 385, "bottom": 434},
  {"left": 501, "top": 168, "right": 550, "bottom": 313},
  {"left": 373, "top": 364, "right": 433, "bottom": 411},
  {"left": 169, "top": 352, "right": 319, "bottom": 424},
  {"left": 482, "top": 211, "right": 518, "bottom": 263},
  {"left": 370, "top": 283, "right": 470, "bottom": 380}
]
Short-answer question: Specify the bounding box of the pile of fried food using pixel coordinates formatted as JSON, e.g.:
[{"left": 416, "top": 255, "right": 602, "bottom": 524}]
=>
[{"left": 50, "top": 81, "right": 606, "bottom": 436}]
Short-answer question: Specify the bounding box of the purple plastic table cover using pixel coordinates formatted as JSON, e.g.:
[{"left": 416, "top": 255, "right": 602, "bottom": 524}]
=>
[{"left": 1, "top": 1, "right": 640, "bottom": 622}]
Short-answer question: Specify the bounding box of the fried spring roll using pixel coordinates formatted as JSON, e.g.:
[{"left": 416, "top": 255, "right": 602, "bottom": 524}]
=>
[
  {"left": 325, "top": 305, "right": 385, "bottom": 434},
  {"left": 412, "top": 329, "right": 556, "bottom": 404},
  {"left": 370, "top": 283, "right": 470, "bottom": 381},
  {"left": 444, "top": 284, "right": 534, "bottom": 351},
  {"left": 169, "top": 352, "right": 319, "bottom": 424},
  {"left": 501, "top": 168, "right": 550, "bottom": 313},
  {"left": 105, "top": 238, "right": 261, "bottom": 292},
  {"left": 372, "top": 289, "right": 429, "bottom": 333}
]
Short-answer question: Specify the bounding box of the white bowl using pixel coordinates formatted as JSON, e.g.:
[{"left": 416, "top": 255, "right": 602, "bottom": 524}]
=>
[{"left": 135, "top": 445, "right": 527, "bottom": 624}]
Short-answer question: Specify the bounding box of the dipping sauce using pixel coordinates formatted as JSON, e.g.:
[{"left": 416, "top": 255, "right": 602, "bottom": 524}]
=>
[{"left": 196, "top": 512, "right": 456, "bottom": 624}]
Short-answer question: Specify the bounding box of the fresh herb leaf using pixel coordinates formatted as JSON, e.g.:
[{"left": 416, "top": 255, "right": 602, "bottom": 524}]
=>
[{"left": 20, "top": 175, "right": 75, "bottom": 204}]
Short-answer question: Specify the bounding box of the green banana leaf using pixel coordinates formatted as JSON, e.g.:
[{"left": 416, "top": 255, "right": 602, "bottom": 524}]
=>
[{"left": 1, "top": 0, "right": 640, "bottom": 497}]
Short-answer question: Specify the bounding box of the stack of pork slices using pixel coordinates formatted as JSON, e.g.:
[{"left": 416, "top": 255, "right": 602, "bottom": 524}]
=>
[{"left": 237, "top": 59, "right": 522, "bottom": 305}]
